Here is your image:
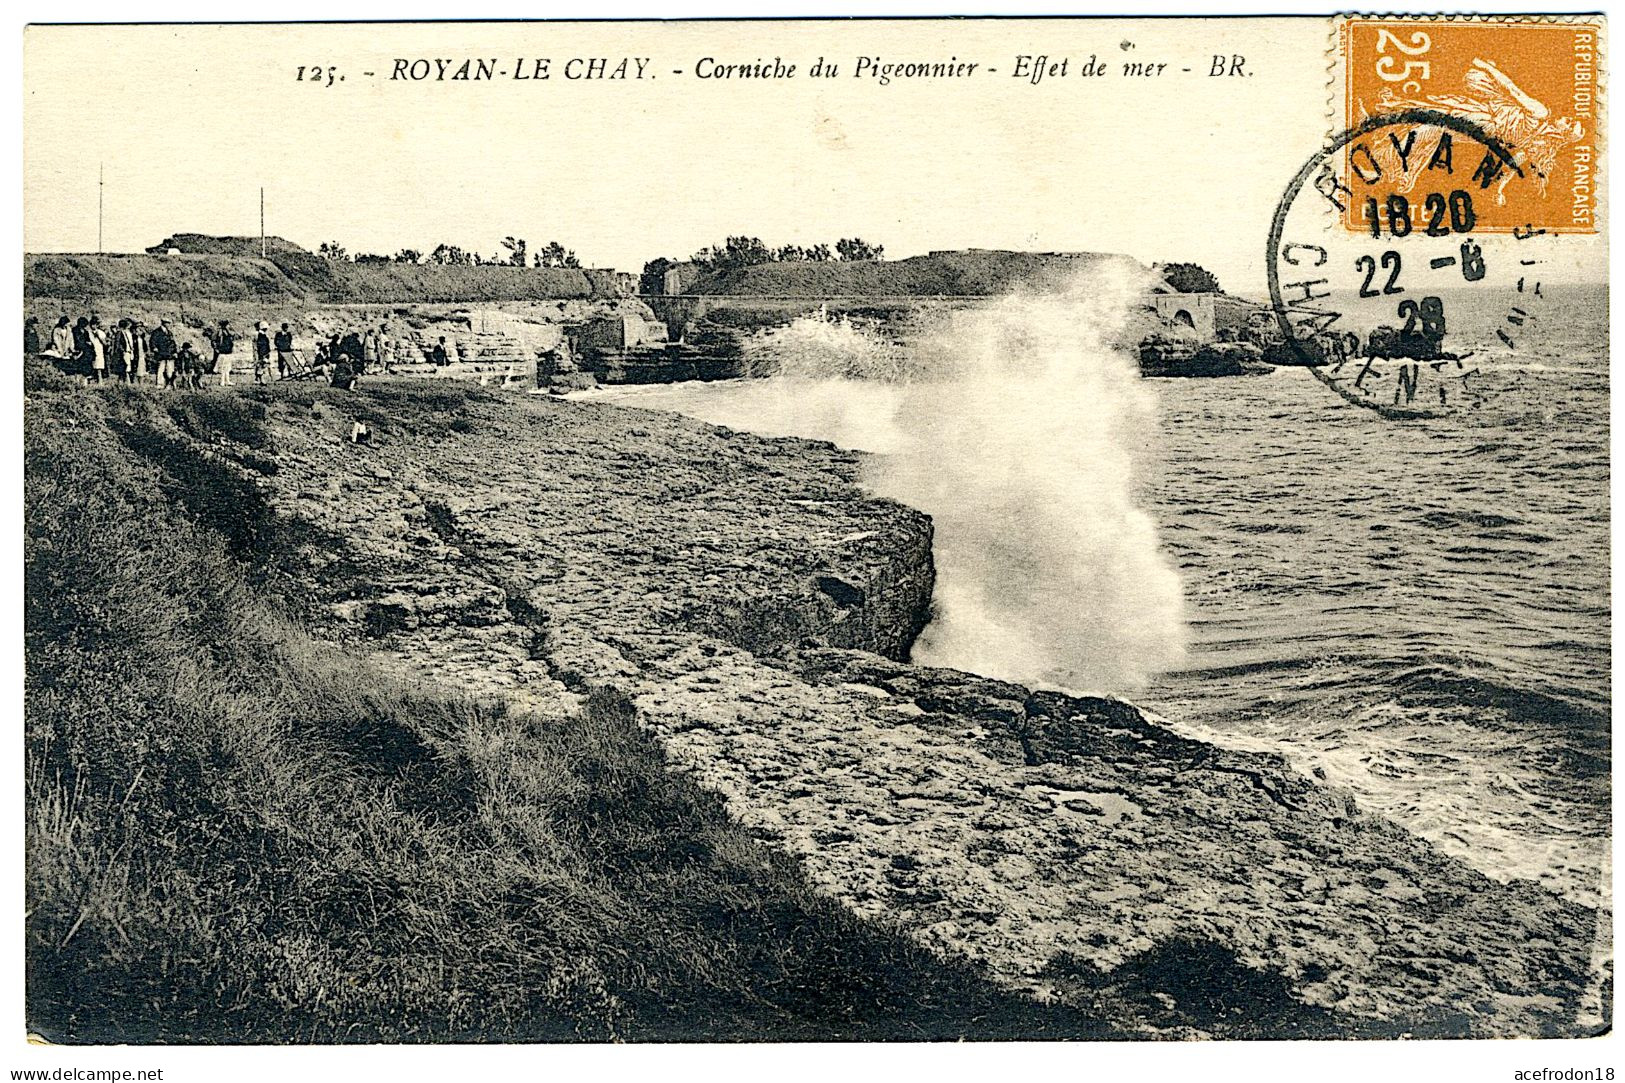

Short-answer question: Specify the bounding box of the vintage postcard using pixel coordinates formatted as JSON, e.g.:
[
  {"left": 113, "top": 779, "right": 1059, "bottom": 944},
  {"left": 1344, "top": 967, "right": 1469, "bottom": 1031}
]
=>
[{"left": 17, "top": 9, "right": 1612, "bottom": 1074}]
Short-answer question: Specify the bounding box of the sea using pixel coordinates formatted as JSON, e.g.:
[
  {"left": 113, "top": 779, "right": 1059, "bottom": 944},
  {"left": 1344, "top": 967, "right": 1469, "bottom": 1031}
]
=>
[{"left": 583, "top": 281, "right": 1610, "bottom": 909}]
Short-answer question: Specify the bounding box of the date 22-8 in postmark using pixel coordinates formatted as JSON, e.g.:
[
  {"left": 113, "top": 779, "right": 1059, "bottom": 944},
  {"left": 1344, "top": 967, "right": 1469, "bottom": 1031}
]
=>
[{"left": 1263, "top": 17, "right": 1603, "bottom": 418}]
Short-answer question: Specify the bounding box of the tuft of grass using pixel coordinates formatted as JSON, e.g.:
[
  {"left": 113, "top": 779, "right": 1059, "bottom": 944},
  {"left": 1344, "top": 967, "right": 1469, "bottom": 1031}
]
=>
[{"left": 25, "top": 372, "right": 1116, "bottom": 1043}]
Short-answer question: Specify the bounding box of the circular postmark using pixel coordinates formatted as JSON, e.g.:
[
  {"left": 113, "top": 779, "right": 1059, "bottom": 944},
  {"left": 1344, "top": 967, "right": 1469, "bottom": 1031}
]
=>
[{"left": 1266, "top": 108, "right": 1566, "bottom": 416}]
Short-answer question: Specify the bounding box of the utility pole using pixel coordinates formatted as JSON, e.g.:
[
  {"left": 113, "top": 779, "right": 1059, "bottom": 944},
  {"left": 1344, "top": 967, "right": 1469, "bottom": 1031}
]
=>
[
  {"left": 260, "top": 187, "right": 266, "bottom": 258},
  {"left": 98, "top": 162, "right": 104, "bottom": 254}
]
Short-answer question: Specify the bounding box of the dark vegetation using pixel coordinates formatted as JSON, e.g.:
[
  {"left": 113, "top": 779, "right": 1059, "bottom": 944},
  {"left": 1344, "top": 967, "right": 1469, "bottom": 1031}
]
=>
[
  {"left": 641, "top": 236, "right": 889, "bottom": 293},
  {"left": 639, "top": 256, "right": 679, "bottom": 297},
  {"left": 334, "top": 237, "right": 583, "bottom": 270},
  {"left": 1158, "top": 262, "right": 1222, "bottom": 294},
  {"left": 23, "top": 362, "right": 1119, "bottom": 1043},
  {"left": 689, "top": 235, "right": 886, "bottom": 273}
]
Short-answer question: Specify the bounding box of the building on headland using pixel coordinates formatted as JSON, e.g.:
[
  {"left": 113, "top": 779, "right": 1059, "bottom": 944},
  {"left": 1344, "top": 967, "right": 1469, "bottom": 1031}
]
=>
[
  {"left": 1139, "top": 288, "right": 1279, "bottom": 376},
  {"left": 1150, "top": 290, "right": 1267, "bottom": 345},
  {"left": 1152, "top": 292, "right": 1218, "bottom": 341}
]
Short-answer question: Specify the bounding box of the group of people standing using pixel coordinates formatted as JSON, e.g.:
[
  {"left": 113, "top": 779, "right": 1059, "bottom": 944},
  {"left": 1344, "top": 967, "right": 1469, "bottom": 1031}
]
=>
[
  {"left": 27, "top": 314, "right": 419, "bottom": 392},
  {"left": 33, "top": 314, "right": 207, "bottom": 388},
  {"left": 311, "top": 325, "right": 403, "bottom": 383}
]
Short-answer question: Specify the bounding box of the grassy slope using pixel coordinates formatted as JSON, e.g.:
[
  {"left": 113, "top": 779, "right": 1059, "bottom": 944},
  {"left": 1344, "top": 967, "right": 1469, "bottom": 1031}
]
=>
[
  {"left": 689, "top": 250, "right": 1144, "bottom": 297},
  {"left": 23, "top": 254, "right": 305, "bottom": 303},
  {"left": 23, "top": 362, "right": 1112, "bottom": 1043},
  {"left": 25, "top": 253, "right": 608, "bottom": 305}
]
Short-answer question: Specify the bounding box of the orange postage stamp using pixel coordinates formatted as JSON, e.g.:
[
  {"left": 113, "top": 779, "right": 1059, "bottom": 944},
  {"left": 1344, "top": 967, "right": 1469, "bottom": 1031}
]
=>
[{"left": 1337, "top": 16, "right": 1602, "bottom": 234}]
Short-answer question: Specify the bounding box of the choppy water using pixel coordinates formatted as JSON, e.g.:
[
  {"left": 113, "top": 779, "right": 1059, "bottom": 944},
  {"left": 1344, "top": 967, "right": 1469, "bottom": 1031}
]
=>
[
  {"left": 1141, "top": 285, "right": 1609, "bottom": 908},
  {"left": 586, "top": 284, "right": 1609, "bottom": 907}
]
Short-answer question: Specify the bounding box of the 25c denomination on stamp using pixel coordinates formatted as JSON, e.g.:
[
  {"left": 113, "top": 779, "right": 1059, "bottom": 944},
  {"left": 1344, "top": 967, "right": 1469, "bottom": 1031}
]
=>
[{"left": 1337, "top": 15, "right": 1602, "bottom": 235}]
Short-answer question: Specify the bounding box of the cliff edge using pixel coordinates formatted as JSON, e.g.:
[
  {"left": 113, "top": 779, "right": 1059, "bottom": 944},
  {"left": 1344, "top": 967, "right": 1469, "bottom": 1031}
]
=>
[{"left": 26, "top": 371, "right": 1609, "bottom": 1040}]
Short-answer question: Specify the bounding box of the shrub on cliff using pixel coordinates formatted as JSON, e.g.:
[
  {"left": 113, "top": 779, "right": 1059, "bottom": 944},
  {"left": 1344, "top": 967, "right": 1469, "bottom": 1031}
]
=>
[{"left": 1160, "top": 262, "right": 1221, "bottom": 294}]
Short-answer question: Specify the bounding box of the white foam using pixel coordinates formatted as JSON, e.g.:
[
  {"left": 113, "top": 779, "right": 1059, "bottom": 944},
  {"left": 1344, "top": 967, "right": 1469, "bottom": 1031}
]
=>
[{"left": 710, "top": 268, "right": 1187, "bottom": 694}]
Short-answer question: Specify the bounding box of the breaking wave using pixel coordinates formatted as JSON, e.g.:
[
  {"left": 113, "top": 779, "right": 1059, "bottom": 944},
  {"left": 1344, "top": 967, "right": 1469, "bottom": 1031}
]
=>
[{"left": 714, "top": 268, "right": 1188, "bottom": 693}]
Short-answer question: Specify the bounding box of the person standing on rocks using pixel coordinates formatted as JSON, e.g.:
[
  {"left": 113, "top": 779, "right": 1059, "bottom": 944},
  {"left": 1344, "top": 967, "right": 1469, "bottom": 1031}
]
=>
[
  {"left": 150, "top": 319, "right": 179, "bottom": 387},
  {"left": 116, "top": 319, "right": 139, "bottom": 384},
  {"left": 106, "top": 318, "right": 127, "bottom": 382},
  {"left": 432, "top": 336, "right": 455, "bottom": 365},
  {"left": 121, "top": 319, "right": 140, "bottom": 383},
  {"left": 274, "top": 323, "right": 298, "bottom": 378},
  {"left": 177, "top": 341, "right": 203, "bottom": 390},
  {"left": 86, "top": 317, "right": 107, "bottom": 384},
  {"left": 207, "top": 321, "right": 237, "bottom": 387},
  {"left": 362, "top": 326, "right": 380, "bottom": 373},
  {"left": 339, "top": 330, "right": 364, "bottom": 371},
  {"left": 376, "top": 325, "right": 393, "bottom": 373},
  {"left": 71, "top": 317, "right": 91, "bottom": 368},
  {"left": 253, "top": 322, "right": 273, "bottom": 385},
  {"left": 131, "top": 321, "right": 151, "bottom": 384},
  {"left": 330, "top": 355, "right": 357, "bottom": 391}
]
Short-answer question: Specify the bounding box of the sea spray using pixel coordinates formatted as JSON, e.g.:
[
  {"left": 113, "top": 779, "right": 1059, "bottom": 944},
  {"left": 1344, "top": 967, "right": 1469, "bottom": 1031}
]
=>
[
  {"left": 868, "top": 269, "right": 1184, "bottom": 693},
  {"left": 742, "top": 309, "right": 911, "bottom": 384},
  {"left": 593, "top": 285, "right": 1612, "bottom": 913},
  {"left": 727, "top": 269, "right": 1186, "bottom": 693},
  {"left": 718, "top": 315, "right": 911, "bottom": 453}
]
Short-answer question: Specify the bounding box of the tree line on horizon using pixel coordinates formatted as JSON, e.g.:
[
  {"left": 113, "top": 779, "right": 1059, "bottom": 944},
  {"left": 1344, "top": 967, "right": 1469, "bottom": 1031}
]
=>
[
  {"left": 639, "top": 236, "right": 887, "bottom": 294},
  {"left": 305, "top": 235, "right": 1221, "bottom": 296},
  {"left": 317, "top": 237, "right": 583, "bottom": 269}
]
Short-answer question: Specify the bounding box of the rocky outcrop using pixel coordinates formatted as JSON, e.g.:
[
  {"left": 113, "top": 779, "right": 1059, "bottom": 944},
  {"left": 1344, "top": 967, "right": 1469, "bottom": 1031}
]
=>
[
  {"left": 186, "top": 379, "right": 1605, "bottom": 1039},
  {"left": 1138, "top": 335, "right": 1273, "bottom": 378}
]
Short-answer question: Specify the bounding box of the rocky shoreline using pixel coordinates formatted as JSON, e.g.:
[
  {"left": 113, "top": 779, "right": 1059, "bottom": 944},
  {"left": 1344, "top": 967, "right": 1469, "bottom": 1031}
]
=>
[{"left": 188, "top": 378, "right": 1605, "bottom": 1038}]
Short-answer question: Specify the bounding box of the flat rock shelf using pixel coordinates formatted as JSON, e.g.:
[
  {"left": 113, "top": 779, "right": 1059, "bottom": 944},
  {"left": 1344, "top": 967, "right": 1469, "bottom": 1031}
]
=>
[{"left": 184, "top": 379, "right": 1609, "bottom": 1039}]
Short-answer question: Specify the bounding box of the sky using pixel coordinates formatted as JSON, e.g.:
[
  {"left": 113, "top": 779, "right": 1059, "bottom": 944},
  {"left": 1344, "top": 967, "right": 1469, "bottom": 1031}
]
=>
[{"left": 23, "top": 17, "right": 1604, "bottom": 294}]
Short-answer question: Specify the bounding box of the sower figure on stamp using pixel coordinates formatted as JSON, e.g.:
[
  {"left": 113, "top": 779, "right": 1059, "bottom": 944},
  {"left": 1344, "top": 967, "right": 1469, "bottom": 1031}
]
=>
[{"left": 1371, "top": 57, "right": 1585, "bottom": 205}]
